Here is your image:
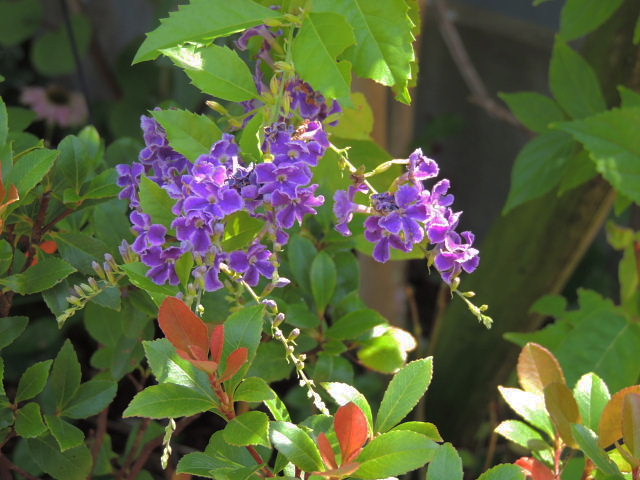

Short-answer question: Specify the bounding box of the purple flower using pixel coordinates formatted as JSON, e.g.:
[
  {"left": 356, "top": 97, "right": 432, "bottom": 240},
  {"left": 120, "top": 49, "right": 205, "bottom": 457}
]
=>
[
  {"left": 373, "top": 185, "right": 428, "bottom": 246},
  {"left": 408, "top": 149, "right": 439, "bottom": 181},
  {"left": 183, "top": 180, "right": 244, "bottom": 219},
  {"left": 364, "top": 216, "right": 410, "bottom": 263},
  {"left": 173, "top": 210, "right": 215, "bottom": 254},
  {"left": 333, "top": 185, "right": 368, "bottom": 236},
  {"left": 116, "top": 163, "right": 144, "bottom": 207},
  {"left": 272, "top": 185, "right": 324, "bottom": 229},
  {"left": 209, "top": 134, "right": 242, "bottom": 172},
  {"left": 256, "top": 162, "right": 311, "bottom": 196},
  {"left": 193, "top": 262, "right": 224, "bottom": 292},
  {"left": 142, "top": 246, "right": 183, "bottom": 285},
  {"left": 434, "top": 231, "right": 480, "bottom": 284},
  {"left": 130, "top": 211, "right": 167, "bottom": 254},
  {"left": 229, "top": 243, "right": 275, "bottom": 286}
]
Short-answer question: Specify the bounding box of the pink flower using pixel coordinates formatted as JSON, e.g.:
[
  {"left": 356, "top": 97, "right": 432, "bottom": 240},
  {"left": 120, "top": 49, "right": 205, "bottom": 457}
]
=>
[{"left": 20, "top": 85, "right": 88, "bottom": 128}]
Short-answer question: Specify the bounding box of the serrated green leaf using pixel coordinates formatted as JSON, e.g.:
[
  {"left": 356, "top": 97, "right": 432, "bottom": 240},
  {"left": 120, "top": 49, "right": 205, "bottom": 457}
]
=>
[
  {"left": 555, "top": 107, "right": 640, "bottom": 205},
  {"left": 176, "top": 452, "right": 220, "bottom": 478},
  {"left": 120, "top": 262, "right": 179, "bottom": 306},
  {"left": 31, "top": 15, "right": 91, "bottom": 76},
  {"left": 287, "top": 234, "right": 317, "bottom": 293},
  {"left": 151, "top": 109, "right": 222, "bottom": 161},
  {"left": 55, "top": 129, "right": 101, "bottom": 195},
  {"left": 223, "top": 411, "right": 270, "bottom": 447},
  {"left": 27, "top": 436, "right": 92, "bottom": 480},
  {"left": 477, "top": 463, "right": 526, "bottom": 480},
  {"left": 138, "top": 175, "right": 176, "bottom": 229},
  {"left": 322, "top": 382, "right": 373, "bottom": 429},
  {"left": 375, "top": 357, "right": 433, "bottom": 433},
  {"left": 222, "top": 211, "right": 264, "bottom": 251},
  {"left": 498, "top": 387, "right": 555, "bottom": 437},
  {"left": 6, "top": 148, "right": 57, "bottom": 199},
  {"left": 0, "top": 239, "right": 12, "bottom": 276},
  {"left": 573, "top": 373, "right": 611, "bottom": 433},
  {"left": 7, "top": 107, "right": 36, "bottom": 132},
  {"left": 391, "top": 421, "right": 443, "bottom": 442},
  {"left": 81, "top": 168, "right": 121, "bottom": 200},
  {"left": 499, "top": 91, "right": 566, "bottom": 133},
  {"left": 53, "top": 231, "right": 109, "bottom": 275},
  {"left": 62, "top": 379, "right": 117, "bottom": 419},
  {"left": 356, "top": 430, "right": 438, "bottom": 479},
  {"left": 44, "top": 415, "right": 84, "bottom": 451},
  {"left": 0, "top": 316, "right": 28, "bottom": 350},
  {"left": 559, "top": 0, "right": 624, "bottom": 41},
  {"left": 134, "top": 0, "right": 279, "bottom": 63},
  {"left": 572, "top": 424, "right": 623, "bottom": 477},
  {"left": 123, "top": 383, "right": 216, "bottom": 419},
  {"left": 326, "top": 309, "right": 387, "bottom": 340},
  {"left": 558, "top": 149, "right": 598, "bottom": 194},
  {"left": 327, "top": 92, "right": 373, "bottom": 140},
  {"left": 427, "top": 442, "right": 463, "bottom": 480},
  {"left": 264, "top": 391, "right": 291, "bottom": 423},
  {"left": 16, "top": 360, "right": 52, "bottom": 403},
  {"left": 234, "top": 377, "right": 275, "bottom": 403},
  {"left": 358, "top": 331, "right": 406, "bottom": 374},
  {"left": 143, "top": 338, "right": 217, "bottom": 400},
  {"left": 292, "top": 12, "right": 355, "bottom": 101},
  {"left": 550, "top": 40, "right": 606, "bottom": 119},
  {"left": 310, "top": 251, "right": 337, "bottom": 314},
  {"left": 15, "top": 402, "right": 47, "bottom": 438},
  {"left": 270, "top": 421, "right": 324, "bottom": 472},
  {"left": 503, "top": 131, "right": 575, "bottom": 213},
  {"left": 222, "top": 305, "right": 264, "bottom": 371},
  {"left": 314, "top": 0, "right": 414, "bottom": 103},
  {"left": 494, "top": 420, "right": 553, "bottom": 463},
  {"left": 544, "top": 382, "right": 580, "bottom": 447},
  {"left": 49, "top": 340, "right": 82, "bottom": 411},
  {"left": 247, "top": 341, "right": 293, "bottom": 383},
  {"left": 0, "top": 0, "right": 43, "bottom": 46},
  {"left": 0, "top": 257, "right": 76, "bottom": 295},
  {"left": 163, "top": 45, "right": 259, "bottom": 102},
  {"left": 619, "top": 86, "right": 640, "bottom": 107}
]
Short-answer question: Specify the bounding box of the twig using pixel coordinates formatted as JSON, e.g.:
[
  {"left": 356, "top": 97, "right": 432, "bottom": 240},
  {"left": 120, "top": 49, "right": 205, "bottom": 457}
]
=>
[
  {"left": 118, "top": 418, "right": 151, "bottom": 479},
  {"left": 89, "top": 407, "right": 110, "bottom": 478},
  {"left": 0, "top": 454, "right": 40, "bottom": 480},
  {"left": 432, "top": 0, "right": 524, "bottom": 129}
]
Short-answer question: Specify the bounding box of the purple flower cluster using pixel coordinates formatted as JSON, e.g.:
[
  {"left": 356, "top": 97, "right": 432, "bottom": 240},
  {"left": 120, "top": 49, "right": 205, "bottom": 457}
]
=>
[
  {"left": 333, "top": 149, "right": 479, "bottom": 284},
  {"left": 117, "top": 114, "right": 327, "bottom": 290}
]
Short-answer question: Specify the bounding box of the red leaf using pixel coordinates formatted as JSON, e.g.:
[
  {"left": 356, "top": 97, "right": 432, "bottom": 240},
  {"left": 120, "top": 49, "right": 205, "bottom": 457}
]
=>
[
  {"left": 515, "top": 457, "right": 554, "bottom": 480},
  {"left": 159, "top": 297, "right": 209, "bottom": 356},
  {"left": 219, "top": 347, "right": 248, "bottom": 381},
  {"left": 318, "top": 432, "right": 338, "bottom": 470},
  {"left": 335, "top": 402, "right": 369, "bottom": 463},
  {"left": 40, "top": 240, "right": 58, "bottom": 254},
  {"left": 189, "top": 359, "right": 218, "bottom": 375},
  {"left": 209, "top": 324, "right": 225, "bottom": 364},
  {"left": 314, "top": 461, "right": 360, "bottom": 477}
]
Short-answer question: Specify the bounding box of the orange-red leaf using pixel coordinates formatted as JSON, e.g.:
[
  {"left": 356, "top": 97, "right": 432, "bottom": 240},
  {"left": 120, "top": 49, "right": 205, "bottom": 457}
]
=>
[
  {"left": 600, "top": 385, "right": 640, "bottom": 448},
  {"left": 314, "top": 461, "right": 360, "bottom": 478},
  {"left": 518, "top": 343, "right": 566, "bottom": 394},
  {"left": 40, "top": 240, "right": 58, "bottom": 254},
  {"left": 189, "top": 359, "right": 219, "bottom": 375},
  {"left": 318, "top": 432, "right": 338, "bottom": 470},
  {"left": 220, "top": 347, "right": 248, "bottom": 382},
  {"left": 210, "top": 324, "right": 225, "bottom": 364},
  {"left": 159, "top": 297, "right": 208, "bottom": 356},
  {"left": 335, "top": 402, "right": 370, "bottom": 463},
  {"left": 515, "top": 457, "right": 554, "bottom": 480}
]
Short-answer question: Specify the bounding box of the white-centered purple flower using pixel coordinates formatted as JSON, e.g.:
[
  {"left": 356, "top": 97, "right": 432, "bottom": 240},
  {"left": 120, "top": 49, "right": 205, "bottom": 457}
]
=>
[
  {"left": 229, "top": 243, "right": 275, "bottom": 286},
  {"left": 272, "top": 185, "right": 324, "bottom": 229},
  {"left": 142, "top": 246, "right": 183, "bottom": 285},
  {"left": 130, "top": 211, "right": 167, "bottom": 254}
]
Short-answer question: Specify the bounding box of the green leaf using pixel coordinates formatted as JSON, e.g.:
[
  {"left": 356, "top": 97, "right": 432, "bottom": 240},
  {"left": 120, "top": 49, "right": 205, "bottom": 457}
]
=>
[
  {"left": 326, "top": 309, "right": 387, "bottom": 340},
  {"left": 27, "top": 436, "right": 92, "bottom": 480},
  {"left": 494, "top": 420, "right": 553, "bottom": 463},
  {"left": 619, "top": 86, "right": 640, "bottom": 108},
  {"left": 391, "top": 421, "right": 443, "bottom": 442},
  {"left": 427, "top": 443, "right": 463, "bottom": 480},
  {"left": 270, "top": 421, "right": 324, "bottom": 472},
  {"left": 549, "top": 40, "right": 606, "bottom": 119},
  {"left": 7, "top": 107, "right": 36, "bottom": 132},
  {"left": 151, "top": 109, "right": 222, "bottom": 161},
  {"left": 476, "top": 464, "right": 526, "bottom": 480},
  {"left": 357, "top": 331, "right": 407, "bottom": 374},
  {"left": 48, "top": 340, "right": 82, "bottom": 411},
  {"left": 0, "top": 0, "right": 43, "bottom": 46},
  {"left": 310, "top": 251, "right": 337, "bottom": 314},
  {"left": 264, "top": 391, "right": 291, "bottom": 422},
  {"left": 44, "top": 415, "right": 84, "bottom": 451},
  {"left": 558, "top": 149, "right": 598, "bottom": 194},
  {"left": 322, "top": 382, "right": 373, "bottom": 429},
  {"left": 0, "top": 316, "right": 28, "bottom": 350},
  {"left": 503, "top": 131, "right": 575, "bottom": 213},
  {"left": 55, "top": 129, "right": 101, "bottom": 196},
  {"left": 247, "top": 341, "right": 293, "bottom": 383},
  {"left": 31, "top": 15, "right": 91, "bottom": 76},
  {"left": 327, "top": 92, "right": 373, "bottom": 140},
  {"left": 6, "top": 148, "right": 58, "bottom": 199},
  {"left": 572, "top": 424, "right": 623, "bottom": 477},
  {"left": 287, "top": 234, "right": 317, "bottom": 293},
  {"left": 16, "top": 360, "right": 53, "bottom": 403},
  {"left": 313, "top": 354, "right": 354, "bottom": 384},
  {"left": 355, "top": 430, "right": 438, "bottom": 479},
  {"left": 222, "top": 305, "right": 264, "bottom": 369},
  {"left": 163, "top": 45, "right": 259, "bottom": 102},
  {"left": 81, "top": 168, "right": 121, "bottom": 200},
  {"left": 573, "top": 373, "right": 611, "bottom": 433},
  {"left": 375, "top": 357, "right": 433, "bottom": 433},
  {"left": 559, "top": 0, "right": 624, "bottom": 41},
  {"left": 120, "top": 262, "right": 179, "bottom": 306},
  {"left": 15, "top": 402, "right": 47, "bottom": 438},
  {"left": 62, "top": 380, "right": 117, "bottom": 419},
  {"left": 291, "top": 12, "right": 355, "bottom": 101},
  {"left": 143, "top": 339, "right": 217, "bottom": 400},
  {"left": 313, "top": 0, "right": 414, "bottom": 103},
  {"left": 499, "top": 92, "right": 566, "bottom": 133},
  {"left": 0, "top": 97, "right": 6, "bottom": 150},
  {"left": 239, "top": 110, "right": 264, "bottom": 159},
  {"left": 222, "top": 211, "right": 264, "bottom": 251},
  {"left": 223, "top": 411, "right": 270, "bottom": 447},
  {"left": 133, "top": 0, "right": 279, "bottom": 63},
  {"left": 555, "top": 107, "right": 640, "bottom": 205},
  {"left": 0, "top": 239, "right": 12, "bottom": 275},
  {"left": 234, "top": 377, "right": 275, "bottom": 403},
  {"left": 53, "top": 232, "right": 109, "bottom": 274},
  {"left": 0, "top": 257, "right": 76, "bottom": 295},
  {"left": 498, "top": 387, "right": 555, "bottom": 438},
  {"left": 138, "top": 176, "right": 176, "bottom": 229},
  {"left": 123, "top": 383, "right": 216, "bottom": 419}
]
